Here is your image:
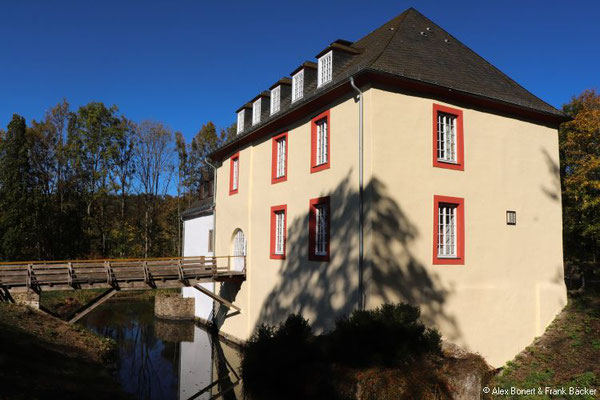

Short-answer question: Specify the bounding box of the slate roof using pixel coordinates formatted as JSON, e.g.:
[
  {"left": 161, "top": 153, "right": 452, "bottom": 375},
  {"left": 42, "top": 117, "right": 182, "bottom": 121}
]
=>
[
  {"left": 181, "top": 197, "right": 213, "bottom": 220},
  {"left": 360, "top": 8, "right": 561, "bottom": 115},
  {"left": 212, "top": 8, "right": 566, "bottom": 159}
]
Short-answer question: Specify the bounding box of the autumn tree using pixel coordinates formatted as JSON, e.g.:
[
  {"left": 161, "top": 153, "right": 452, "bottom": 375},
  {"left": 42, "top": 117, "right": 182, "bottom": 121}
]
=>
[
  {"left": 133, "top": 120, "right": 175, "bottom": 257},
  {"left": 559, "top": 89, "right": 600, "bottom": 286},
  {"left": 177, "top": 122, "right": 236, "bottom": 202}
]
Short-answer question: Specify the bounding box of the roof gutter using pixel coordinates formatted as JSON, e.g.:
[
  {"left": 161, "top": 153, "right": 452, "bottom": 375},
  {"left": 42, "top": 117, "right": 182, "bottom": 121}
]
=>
[{"left": 350, "top": 76, "right": 365, "bottom": 311}]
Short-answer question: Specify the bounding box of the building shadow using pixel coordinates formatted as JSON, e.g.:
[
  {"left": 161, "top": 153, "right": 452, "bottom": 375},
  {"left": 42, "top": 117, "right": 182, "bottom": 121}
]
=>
[
  {"left": 213, "top": 280, "right": 242, "bottom": 330},
  {"left": 254, "top": 172, "right": 459, "bottom": 341}
]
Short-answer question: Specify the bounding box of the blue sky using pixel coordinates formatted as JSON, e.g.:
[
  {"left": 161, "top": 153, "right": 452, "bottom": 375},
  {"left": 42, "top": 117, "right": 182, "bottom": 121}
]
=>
[{"left": 1, "top": 0, "right": 598, "bottom": 141}]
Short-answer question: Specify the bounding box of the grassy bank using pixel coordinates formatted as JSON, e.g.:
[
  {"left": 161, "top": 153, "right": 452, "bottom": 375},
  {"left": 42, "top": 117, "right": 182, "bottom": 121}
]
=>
[
  {"left": 492, "top": 292, "right": 600, "bottom": 399},
  {"left": 0, "top": 302, "right": 131, "bottom": 399}
]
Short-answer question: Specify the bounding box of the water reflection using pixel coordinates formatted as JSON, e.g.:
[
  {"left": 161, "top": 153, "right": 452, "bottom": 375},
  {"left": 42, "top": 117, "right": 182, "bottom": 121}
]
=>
[{"left": 79, "top": 299, "right": 241, "bottom": 400}]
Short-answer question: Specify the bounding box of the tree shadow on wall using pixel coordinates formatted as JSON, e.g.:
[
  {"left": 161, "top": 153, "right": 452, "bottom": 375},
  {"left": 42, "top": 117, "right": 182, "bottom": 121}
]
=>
[
  {"left": 541, "top": 148, "right": 561, "bottom": 203},
  {"left": 251, "top": 172, "right": 461, "bottom": 342}
]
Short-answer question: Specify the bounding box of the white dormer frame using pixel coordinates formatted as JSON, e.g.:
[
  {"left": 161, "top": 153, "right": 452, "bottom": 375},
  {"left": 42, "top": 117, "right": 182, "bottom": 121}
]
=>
[
  {"left": 292, "top": 70, "right": 304, "bottom": 103},
  {"left": 318, "top": 50, "right": 333, "bottom": 87},
  {"left": 252, "top": 98, "right": 261, "bottom": 125},
  {"left": 237, "top": 110, "right": 244, "bottom": 134},
  {"left": 270, "top": 86, "right": 281, "bottom": 115}
]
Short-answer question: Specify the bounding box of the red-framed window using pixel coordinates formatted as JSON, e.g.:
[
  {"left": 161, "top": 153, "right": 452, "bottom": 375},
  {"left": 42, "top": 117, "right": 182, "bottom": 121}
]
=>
[
  {"left": 433, "top": 104, "right": 464, "bottom": 171},
  {"left": 310, "top": 110, "right": 331, "bottom": 173},
  {"left": 309, "top": 196, "right": 330, "bottom": 261},
  {"left": 433, "top": 195, "right": 465, "bottom": 265},
  {"left": 270, "top": 205, "right": 287, "bottom": 259},
  {"left": 271, "top": 132, "right": 288, "bottom": 184},
  {"left": 229, "top": 152, "right": 239, "bottom": 195}
]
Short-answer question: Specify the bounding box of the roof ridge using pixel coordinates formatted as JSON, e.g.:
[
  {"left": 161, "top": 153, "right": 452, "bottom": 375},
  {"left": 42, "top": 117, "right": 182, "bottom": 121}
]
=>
[
  {"left": 366, "top": 9, "right": 410, "bottom": 70},
  {"left": 410, "top": 9, "right": 560, "bottom": 113}
]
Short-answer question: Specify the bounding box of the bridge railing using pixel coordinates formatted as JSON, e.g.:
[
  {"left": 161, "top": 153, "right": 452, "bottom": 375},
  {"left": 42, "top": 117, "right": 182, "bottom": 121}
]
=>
[{"left": 0, "top": 256, "right": 245, "bottom": 290}]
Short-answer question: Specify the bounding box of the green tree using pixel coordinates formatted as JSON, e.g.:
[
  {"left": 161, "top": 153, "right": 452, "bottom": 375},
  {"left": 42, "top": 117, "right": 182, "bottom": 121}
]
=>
[
  {"left": 0, "top": 115, "right": 37, "bottom": 260},
  {"left": 559, "top": 89, "right": 600, "bottom": 286},
  {"left": 67, "top": 102, "right": 125, "bottom": 256}
]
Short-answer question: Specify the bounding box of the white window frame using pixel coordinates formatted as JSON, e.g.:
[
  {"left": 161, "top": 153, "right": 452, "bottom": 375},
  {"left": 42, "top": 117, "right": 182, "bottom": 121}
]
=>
[
  {"left": 315, "top": 204, "right": 328, "bottom": 256},
  {"left": 315, "top": 118, "right": 328, "bottom": 166},
  {"left": 252, "top": 99, "right": 261, "bottom": 125},
  {"left": 437, "top": 112, "right": 457, "bottom": 163},
  {"left": 276, "top": 136, "right": 286, "bottom": 178},
  {"left": 207, "top": 229, "right": 214, "bottom": 253},
  {"left": 232, "top": 158, "right": 239, "bottom": 191},
  {"left": 317, "top": 50, "right": 333, "bottom": 87},
  {"left": 270, "top": 86, "right": 281, "bottom": 115},
  {"left": 237, "top": 111, "right": 244, "bottom": 134},
  {"left": 437, "top": 203, "right": 457, "bottom": 258},
  {"left": 274, "top": 210, "right": 285, "bottom": 255},
  {"left": 292, "top": 69, "right": 304, "bottom": 103}
]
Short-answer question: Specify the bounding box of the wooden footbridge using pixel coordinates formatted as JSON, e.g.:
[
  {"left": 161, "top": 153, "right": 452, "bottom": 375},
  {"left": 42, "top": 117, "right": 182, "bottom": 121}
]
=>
[{"left": 0, "top": 256, "right": 245, "bottom": 322}]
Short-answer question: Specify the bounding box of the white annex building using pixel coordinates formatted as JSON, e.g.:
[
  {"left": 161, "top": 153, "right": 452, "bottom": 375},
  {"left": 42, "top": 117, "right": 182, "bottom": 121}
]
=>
[{"left": 181, "top": 193, "right": 215, "bottom": 321}]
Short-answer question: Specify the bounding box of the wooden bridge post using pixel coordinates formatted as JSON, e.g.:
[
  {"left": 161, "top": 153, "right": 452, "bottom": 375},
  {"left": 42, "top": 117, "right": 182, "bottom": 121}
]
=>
[
  {"left": 26, "top": 264, "right": 38, "bottom": 293},
  {"left": 67, "top": 262, "right": 74, "bottom": 287},
  {"left": 104, "top": 260, "right": 114, "bottom": 288},
  {"left": 177, "top": 258, "right": 186, "bottom": 284}
]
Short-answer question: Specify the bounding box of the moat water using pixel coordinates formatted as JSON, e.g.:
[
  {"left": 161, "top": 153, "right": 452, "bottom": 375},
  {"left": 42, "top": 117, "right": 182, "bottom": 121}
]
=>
[{"left": 79, "top": 299, "right": 242, "bottom": 400}]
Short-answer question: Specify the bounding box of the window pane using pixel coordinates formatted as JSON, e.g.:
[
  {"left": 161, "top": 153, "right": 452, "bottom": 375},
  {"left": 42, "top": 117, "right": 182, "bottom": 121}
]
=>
[
  {"left": 292, "top": 70, "right": 304, "bottom": 102},
  {"left": 318, "top": 51, "right": 332, "bottom": 87},
  {"left": 237, "top": 112, "right": 244, "bottom": 134},
  {"left": 253, "top": 100, "right": 261, "bottom": 125},
  {"left": 438, "top": 203, "right": 457, "bottom": 257},
  {"left": 275, "top": 211, "right": 285, "bottom": 254},
  {"left": 316, "top": 118, "right": 328, "bottom": 165},
  {"left": 232, "top": 159, "right": 239, "bottom": 190},
  {"left": 437, "top": 113, "right": 457, "bottom": 163},
  {"left": 271, "top": 86, "right": 280, "bottom": 115},
  {"left": 315, "top": 204, "right": 328, "bottom": 255},
  {"left": 276, "top": 137, "right": 286, "bottom": 178}
]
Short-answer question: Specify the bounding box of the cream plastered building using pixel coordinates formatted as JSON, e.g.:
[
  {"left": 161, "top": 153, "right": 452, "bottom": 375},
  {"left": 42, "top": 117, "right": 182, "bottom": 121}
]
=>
[{"left": 207, "top": 8, "right": 569, "bottom": 367}]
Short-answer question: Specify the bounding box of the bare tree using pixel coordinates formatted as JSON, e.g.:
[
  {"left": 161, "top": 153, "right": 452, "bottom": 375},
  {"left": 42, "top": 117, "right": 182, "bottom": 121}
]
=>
[{"left": 133, "top": 120, "right": 174, "bottom": 257}]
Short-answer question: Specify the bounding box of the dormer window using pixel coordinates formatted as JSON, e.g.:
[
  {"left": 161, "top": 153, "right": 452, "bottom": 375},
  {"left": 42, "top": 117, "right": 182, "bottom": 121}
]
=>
[
  {"left": 270, "top": 86, "right": 281, "bottom": 115},
  {"left": 318, "top": 51, "right": 333, "bottom": 87},
  {"left": 292, "top": 70, "right": 304, "bottom": 103},
  {"left": 237, "top": 111, "right": 244, "bottom": 134},
  {"left": 252, "top": 99, "right": 261, "bottom": 125}
]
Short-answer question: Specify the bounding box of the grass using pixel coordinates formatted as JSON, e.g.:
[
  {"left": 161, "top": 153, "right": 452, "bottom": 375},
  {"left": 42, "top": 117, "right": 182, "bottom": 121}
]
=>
[
  {"left": 0, "top": 302, "right": 131, "bottom": 399},
  {"left": 492, "top": 292, "right": 600, "bottom": 400}
]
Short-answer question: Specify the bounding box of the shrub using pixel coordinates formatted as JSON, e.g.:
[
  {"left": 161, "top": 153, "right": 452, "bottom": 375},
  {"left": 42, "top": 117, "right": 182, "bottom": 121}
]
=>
[
  {"left": 241, "top": 314, "right": 339, "bottom": 400},
  {"left": 241, "top": 304, "right": 442, "bottom": 399},
  {"left": 327, "top": 303, "right": 442, "bottom": 367}
]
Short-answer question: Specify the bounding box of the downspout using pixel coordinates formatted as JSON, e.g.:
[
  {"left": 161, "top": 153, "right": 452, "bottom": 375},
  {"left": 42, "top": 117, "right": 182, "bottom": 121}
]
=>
[
  {"left": 206, "top": 159, "right": 218, "bottom": 322},
  {"left": 350, "top": 76, "right": 365, "bottom": 311},
  {"left": 206, "top": 160, "right": 218, "bottom": 257}
]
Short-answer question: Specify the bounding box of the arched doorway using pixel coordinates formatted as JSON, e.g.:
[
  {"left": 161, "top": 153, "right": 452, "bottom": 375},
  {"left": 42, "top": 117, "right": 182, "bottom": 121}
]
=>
[{"left": 231, "top": 229, "right": 246, "bottom": 272}]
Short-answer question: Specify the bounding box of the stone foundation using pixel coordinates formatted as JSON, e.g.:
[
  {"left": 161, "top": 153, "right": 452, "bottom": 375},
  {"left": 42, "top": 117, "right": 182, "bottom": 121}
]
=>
[
  {"left": 12, "top": 291, "right": 40, "bottom": 309},
  {"left": 154, "top": 293, "right": 194, "bottom": 320}
]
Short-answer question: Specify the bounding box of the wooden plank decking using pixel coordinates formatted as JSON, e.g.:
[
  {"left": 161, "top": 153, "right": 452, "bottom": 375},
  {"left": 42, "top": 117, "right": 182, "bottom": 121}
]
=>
[{"left": 0, "top": 256, "right": 245, "bottom": 293}]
